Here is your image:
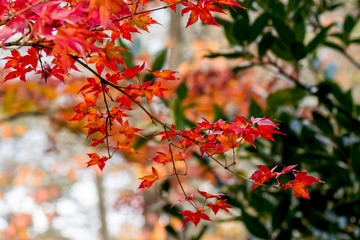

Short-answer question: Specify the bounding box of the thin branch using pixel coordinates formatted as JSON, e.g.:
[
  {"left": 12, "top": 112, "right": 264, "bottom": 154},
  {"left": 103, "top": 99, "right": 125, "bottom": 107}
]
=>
[
  {"left": 342, "top": 51, "right": 360, "bottom": 70},
  {"left": 115, "top": 0, "right": 186, "bottom": 22},
  {"left": 164, "top": 127, "right": 197, "bottom": 209}
]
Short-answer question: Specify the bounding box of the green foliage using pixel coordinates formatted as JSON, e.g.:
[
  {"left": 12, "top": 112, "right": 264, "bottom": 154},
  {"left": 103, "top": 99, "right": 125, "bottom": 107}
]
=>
[{"left": 204, "top": 0, "right": 360, "bottom": 238}]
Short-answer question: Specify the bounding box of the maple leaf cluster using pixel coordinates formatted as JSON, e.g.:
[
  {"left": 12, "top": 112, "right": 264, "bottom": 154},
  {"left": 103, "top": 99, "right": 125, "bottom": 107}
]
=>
[
  {"left": 250, "top": 165, "right": 324, "bottom": 199},
  {"left": 0, "top": 0, "right": 324, "bottom": 228}
]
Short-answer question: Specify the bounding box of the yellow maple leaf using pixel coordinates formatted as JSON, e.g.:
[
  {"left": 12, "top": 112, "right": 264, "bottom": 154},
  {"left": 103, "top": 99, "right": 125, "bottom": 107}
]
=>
[{"left": 128, "top": 15, "right": 159, "bottom": 32}]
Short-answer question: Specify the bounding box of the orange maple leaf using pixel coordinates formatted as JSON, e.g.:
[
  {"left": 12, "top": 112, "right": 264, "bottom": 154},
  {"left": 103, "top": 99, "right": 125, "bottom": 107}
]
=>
[
  {"left": 138, "top": 167, "right": 159, "bottom": 189},
  {"left": 128, "top": 15, "right": 159, "bottom": 32},
  {"left": 151, "top": 151, "right": 192, "bottom": 165},
  {"left": 88, "top": 41, "right": 127, "bottom": 74},
  {"left": 151, "top": 70, "right": 179, "bottom": 80},
  {"left": 116, "top": 141, "right": 136, "bottom": 153},
  {"left": 161, "top": 0, "right": 179, "bottom": 12},
  {"left": 89, "top": 0, "right": 131, "bottom": 26},
  {"left": 217, "top": 133, "right": 241, "bottom": 152}
]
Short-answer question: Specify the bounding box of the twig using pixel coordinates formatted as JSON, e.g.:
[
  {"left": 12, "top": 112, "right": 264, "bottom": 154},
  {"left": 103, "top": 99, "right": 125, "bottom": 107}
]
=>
[
  {"left": 164, "top": 127, "right": 198, "bottom": 209},
  {"left": 342, "top": 51, "right": 360, "bottom": 70}
]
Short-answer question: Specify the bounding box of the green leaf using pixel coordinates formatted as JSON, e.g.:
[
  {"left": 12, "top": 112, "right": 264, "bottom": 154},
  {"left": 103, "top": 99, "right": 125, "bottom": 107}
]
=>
[
  {"left": 174, "top": 99, "right": 186, "bottom": 130},
  {"left": 242, "top": 210, "right": 270, "bottom": 239},
  {"left": 205, "top": 51, "right": 253, "bottom": 59},
  {"left": 312, "top": 112, "right": 333, "bottom": 135},
  {"left": 249, "top": 98, "right": 263, "bottom": 117},
  {"left": 287, "top": 0, "right": 300, "bottom": 12},
  {"left": 306, "top": 25, "right": 332, "bottom": 53},
  {"left": 258, "top": 32, "right": 274, "bottom": 57},
  {"left": 249, "top": 13, "right": 269, "bottom": 43},
  {"left": 163, "top": 204, "right": 182, "bottom": 219},
  {"left": 214, "top": 104, "right": 227, "bottom": 121},
  {"left": 165, "top": 225, "right": 178, "bottom": 238},
  {"left": 161, "top": 179, "right": 170, "bottom": 192},
  {"left": 291, "top": 41, "right": 307, "bottom": 60},
  {"left": 294, "top": 18, "right": 306, "bottom": 42},
  {"left": 232, "top": 64, "right": 254, "bottom": 73},
  {"left": 317, "top": 81, "right": 353, "bottom": 114},
  {"left": 272, "top": 195, "right": 291, "bottom": 230},
  {"left": 249, "top": 192, "right": 275, "bottom": 214},
  {"left": 323, "top": 41, "right": 344, "bottom": 53},
  {"left": 118, "top": 39, "right": 133, "bottom": 68},
  {"left": 214, "top": 17, "right": 232, "bottom": 27},
  {"left": 133, "top": 135, "right": 151, "bottom": 150},
  {"left": 335, "top": 111, "right": 352, "bottom": 130},
  {"left": 233, "top": 17, "right": 250, "bottom": 44},
  {"left": 176, "top": 82, "right": 188, "bottom": 100},
  {"left": 267, "top": 88, "right": 306, "bottom": 110},
  {"left": 330, "top": 32, "right": 345, "bottom": 42},
  {"left": 272, "top": 17, "right": 296, "bottom": 45},
  {"left": 271, "top": 38, "right": 293, "bottom": 60},
  {"left": 152, "top": 49, "right": 167, "bottom": 72},
  {"left": 328, "top": 3, "right": 344, "bottom": 10},
  {"left": 226, "top": 196, "right": 244, "bottom": 209},
  {"left": 344, "top": 15, "right": 355, "bottom": 35},
  {"left": 351, "top": 38, "right": 360, "bottom": 43},
  {"left": 270, "top": 1, "right": 286, "bottom": 20}
]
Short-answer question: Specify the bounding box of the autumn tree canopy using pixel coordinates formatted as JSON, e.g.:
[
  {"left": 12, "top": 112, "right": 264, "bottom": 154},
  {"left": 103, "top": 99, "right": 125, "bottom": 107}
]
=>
[{"left": 0, "top": 0, "right": 343, "bottom": 237}]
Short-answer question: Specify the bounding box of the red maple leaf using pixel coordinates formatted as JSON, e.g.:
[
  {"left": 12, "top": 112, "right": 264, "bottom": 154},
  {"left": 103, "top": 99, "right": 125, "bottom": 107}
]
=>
[
  {"left": 181, "top": 0, "right": 244, "bottom": 28},
  {"left": 119, "top": 63, "right": 145, "bottom": 79},
  {"left": 179, "top": 210, "right": 211, "bottom": 227},
  {"left": 90, "top": 138, "right": 105, "bottom": 147},
  {"left": 111, "top": 21, "right": 139, "bottom": 42},
  {"left": 198, "top": 190, "right": 223, "bottom": 199},
  {"left": 138, "top": 167, "right": 159, "bottom": 189},
  {"left": 250, "top": 165, "right": 277, "bottom": 190},
  {"left": 78, "top": 78, "right": 103, "bottom": 96},
  {"left": 150, "top": 124, "right": 177, "bottom": 141},
  {"left": 109, "top": 106, "right": 128, "bottom": 124},
  {"left": 86, "top": 153, "right": 109, "bottom": 170},
  {"left": 207, "top": 199, "right": 232, "bottom": 214},
  {"left": 276, "top": 165, "right": 298, "bottom": 177},
  {"left": 181, "top": 1, "right": 220, "bottom": 28},
  {"left": 284, "top": 172, "right": 324, "bottom": 199}
]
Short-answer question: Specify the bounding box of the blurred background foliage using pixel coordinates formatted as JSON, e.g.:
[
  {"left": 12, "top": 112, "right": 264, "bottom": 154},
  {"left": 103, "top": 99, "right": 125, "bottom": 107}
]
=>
[
  {"left": 1, "top": 0, "right": 360, "bottom": 239},
  {"left": 162, "top": 0, "right": 360, "bottom": 239}
]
